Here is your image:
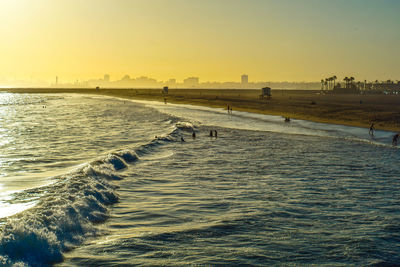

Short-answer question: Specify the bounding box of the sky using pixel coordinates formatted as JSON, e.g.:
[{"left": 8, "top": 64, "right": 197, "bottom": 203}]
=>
[{"left": 0, "top": 0, "right": 399, "bottom": 85}]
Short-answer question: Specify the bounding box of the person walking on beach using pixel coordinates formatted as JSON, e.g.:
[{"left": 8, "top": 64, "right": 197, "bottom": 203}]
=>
[
  {"left": 369, "top": 123, "right": 375, "bottom": 135},
  {"left": 392, "top": 133, "right": 399, "bottom": 146},
  {"left": 214, "top": 130, "right": 218, "bottom": 138},
  {"left": 192, "top": 131, "right": 196, "bottom": 139},
  {"left": 209, "top": 130, "right": 213, "bottom": 137}
]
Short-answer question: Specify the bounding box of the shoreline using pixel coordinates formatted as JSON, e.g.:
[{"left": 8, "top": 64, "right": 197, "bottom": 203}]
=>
[{"left": 2, "top": 88, "right": 400, "bottom": 132}]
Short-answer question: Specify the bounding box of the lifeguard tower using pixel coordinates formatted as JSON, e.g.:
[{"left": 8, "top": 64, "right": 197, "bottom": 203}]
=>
[
  {"left": 162, "top": 86, "right": 168, "bottom": 104},
  {"left": 162, "top": 86, "right": 169, "bottom": 95},
  {"left": 260, "top": 87, "right": 271, "bottom": 99}
]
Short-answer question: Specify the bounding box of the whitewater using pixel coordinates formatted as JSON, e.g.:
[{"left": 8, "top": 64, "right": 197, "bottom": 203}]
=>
[{"left": 0, "top": 93, "right": 399, "bottom": 266}]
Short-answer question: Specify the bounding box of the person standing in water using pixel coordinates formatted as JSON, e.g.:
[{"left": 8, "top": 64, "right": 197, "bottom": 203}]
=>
[
  {"left": 369, "top": 123, "right": 375, "bottom": 135},
  {"left": 392, "top": 133, "right": 399, "bottom": 146}
]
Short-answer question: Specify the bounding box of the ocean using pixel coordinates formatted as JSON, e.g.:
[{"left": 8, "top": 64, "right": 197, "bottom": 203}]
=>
[{"left": 0, "top": 93, "right": 399, "bottom": 266}]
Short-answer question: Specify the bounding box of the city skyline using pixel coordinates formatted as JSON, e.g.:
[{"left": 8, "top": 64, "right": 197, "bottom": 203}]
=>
[
  {"left": 7, "top": 73, "right": 392, "bottom": 90},
  {"left": 47, "top": 73, "right": 323, "bottom": 90},
  {"left": 0, "top": 0, "right": 399, "bottom": 86},
  {"left": 1, "top": 71, "right": 399, "bottom": 90}
]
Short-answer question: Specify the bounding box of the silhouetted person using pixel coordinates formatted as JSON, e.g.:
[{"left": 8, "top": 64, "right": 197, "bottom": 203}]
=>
[
  {"left": 192, "top": 131, "right": 196, "bottom": 139},
  {"left": 164, "top": 98, "right": 167, "bottom": 104},
  {"left": 209, "top": 130, "right": 213, "bottom": 137},
  {"left": 214, "top": 130, "right": 218, "bottom": 138},
  {"left": 227, "top": 105, "right": 230, "bottom": 113},
  {"left": 369, "top": 123, "right": 375, "bottom": 135},
  {"left": 284, "top": 117, "right": 290, "bottom": 122},
  {"left": 181, "top": 137, "right": 185, "bottom": 142},
  {"left": 392, "top": 133, "right": 399, "bottom": 146}
]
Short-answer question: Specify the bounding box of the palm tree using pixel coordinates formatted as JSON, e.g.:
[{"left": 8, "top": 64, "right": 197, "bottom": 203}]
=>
[
  {"left": 350, "top": 77, "right": 355, "bottom": 88},
  {"left": 332, "top": 75, "right": 337, "bottom": 89},
  {"left": 344, "top": 77, "right": 349, "bottom": 88}
]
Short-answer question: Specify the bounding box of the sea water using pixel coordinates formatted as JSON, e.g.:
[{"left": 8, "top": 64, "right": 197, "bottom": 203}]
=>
[{"left": 0, "top": 93, "right": 399, "bottom": 266}]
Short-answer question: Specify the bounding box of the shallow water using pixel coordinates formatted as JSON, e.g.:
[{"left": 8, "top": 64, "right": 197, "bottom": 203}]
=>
[{"left": 0, "top": 93, "right": 399, "bottom": 266}]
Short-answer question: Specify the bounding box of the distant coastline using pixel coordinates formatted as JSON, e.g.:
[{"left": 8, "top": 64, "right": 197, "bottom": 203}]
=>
[{"left": 1, "top": 87, "right": 400, "bottom": 132}]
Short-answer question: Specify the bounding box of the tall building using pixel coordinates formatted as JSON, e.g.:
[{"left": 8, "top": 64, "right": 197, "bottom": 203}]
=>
[
  {"left": 183, "top": 77, "right": 199, "bottom": 87},
  {"left": 241, "top": 74, "right": 248, "bottom": 84}
]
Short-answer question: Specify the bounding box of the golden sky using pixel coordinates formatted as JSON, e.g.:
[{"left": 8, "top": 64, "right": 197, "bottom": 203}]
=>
[{"left": 0, "top": 0, "right": 399, "bottom": 84}]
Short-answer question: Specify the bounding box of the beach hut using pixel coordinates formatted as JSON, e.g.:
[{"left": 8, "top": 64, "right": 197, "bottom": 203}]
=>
[{"left": 260, "top": 87, "right": 271, "bottom": 99}]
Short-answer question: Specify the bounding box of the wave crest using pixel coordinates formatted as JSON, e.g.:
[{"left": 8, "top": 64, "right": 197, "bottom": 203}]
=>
[{"left": 0, "top": 128, "right": 180, "bottom": 266}]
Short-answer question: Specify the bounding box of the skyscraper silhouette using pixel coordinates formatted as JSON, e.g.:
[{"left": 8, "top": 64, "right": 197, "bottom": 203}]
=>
[{"left": 241, "top": 74, "right": 248, "bottom": 84}]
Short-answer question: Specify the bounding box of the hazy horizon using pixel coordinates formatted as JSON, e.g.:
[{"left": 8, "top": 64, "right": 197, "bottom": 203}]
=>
[{"left": 1, "top": 0, "right": 399, "bottom": 86}]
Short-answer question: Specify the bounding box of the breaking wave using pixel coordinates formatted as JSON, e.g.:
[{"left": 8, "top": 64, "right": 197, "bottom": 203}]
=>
[{"left": 0, "top": 125, "right": 184, "bottom": 266}]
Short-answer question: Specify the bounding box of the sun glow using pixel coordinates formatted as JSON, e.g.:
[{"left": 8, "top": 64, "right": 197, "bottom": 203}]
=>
[{"left": 0, "top": 0, "right": 399, "bottom": 84}]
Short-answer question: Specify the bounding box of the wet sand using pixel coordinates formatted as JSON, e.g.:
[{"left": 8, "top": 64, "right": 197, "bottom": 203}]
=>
[{"left": 2, "top": 88, "right": 400, "bottom": 132}]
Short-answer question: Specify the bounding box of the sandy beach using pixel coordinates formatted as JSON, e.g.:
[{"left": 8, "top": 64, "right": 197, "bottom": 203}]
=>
[{"left": 2, "top": 88, "right": 400, "bottom": 132}]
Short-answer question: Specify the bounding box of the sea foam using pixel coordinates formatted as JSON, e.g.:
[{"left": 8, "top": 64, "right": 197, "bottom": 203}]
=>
[{"left": 0, "top": 156, "right": 125, "bottom": 266}]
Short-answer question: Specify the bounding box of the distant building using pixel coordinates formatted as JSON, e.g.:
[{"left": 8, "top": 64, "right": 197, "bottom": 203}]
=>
[
  {"left": 121, "top": 74, "right": 131, "bottom": 81},
  {"left": 128, "top": 76, "right": 158, "bottom": 88},
  {"left": 241, "top": 74, "right": 248, "bottom": 84},
  {"left": 183, "top": 77, "right": 199, "bottom": 87},
  {"left": 167, "top": 79, "right": 176, "bottom": 86}
]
